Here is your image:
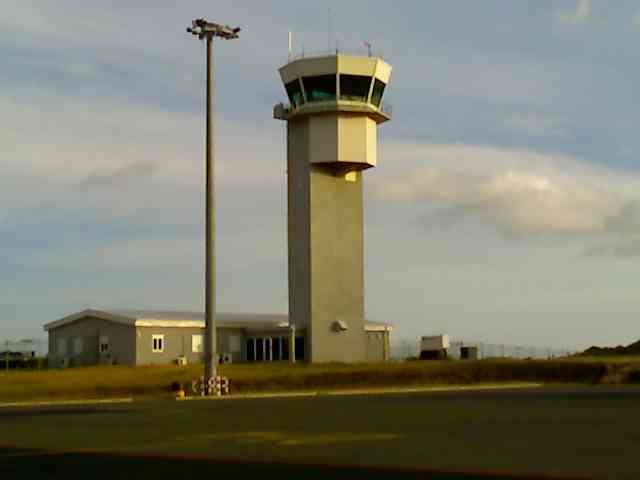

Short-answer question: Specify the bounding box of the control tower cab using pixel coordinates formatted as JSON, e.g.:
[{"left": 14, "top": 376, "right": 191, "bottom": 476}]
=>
[{"left": 274, "top": 54, "right": 392, "bottom": 363}]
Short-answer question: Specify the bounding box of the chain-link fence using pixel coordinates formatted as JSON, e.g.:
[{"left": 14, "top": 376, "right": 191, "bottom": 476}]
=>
[
  {"left": 0, "top": 338, "right": 47, "bottom": 355},
  {"left": 0, "top": 339, "right": 48, "bottom": 370},
  {"left": 473, "top": 342, "right": 576, "bottom": 360},
  {"left": 391, "top": 338, "right": 577, "bottom": 360}
]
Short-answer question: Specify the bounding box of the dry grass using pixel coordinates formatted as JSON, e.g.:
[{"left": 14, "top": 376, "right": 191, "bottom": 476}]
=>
[{"left": 0, "top": 358, "right": 631, "bottom": 403}]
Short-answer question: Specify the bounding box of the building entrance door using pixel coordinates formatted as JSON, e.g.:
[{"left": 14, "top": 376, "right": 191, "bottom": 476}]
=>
[
  {"left": 265, "top": 337, "right": 272, "bottom": 361},
  {"left": 255, "top": 337, "right": 264, "bottom": 361}
]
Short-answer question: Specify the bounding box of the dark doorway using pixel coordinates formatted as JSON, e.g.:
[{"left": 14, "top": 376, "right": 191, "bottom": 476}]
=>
[
  {"left": 256, "top": 338, "right": 264, "bottom": 362},
  {"left": 246, "top": 338, "right": 255, "bottom": 362},
  {"left": 295, "top": 336, "right": 305, "bottom": 362},
  {"left": 273, "top": 337, "right": 281, "bottom": 361}
]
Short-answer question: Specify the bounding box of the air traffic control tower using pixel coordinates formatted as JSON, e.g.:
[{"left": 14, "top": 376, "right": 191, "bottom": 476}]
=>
[{"left": 274, "top": 54, "right": 392, "bottom": 362}]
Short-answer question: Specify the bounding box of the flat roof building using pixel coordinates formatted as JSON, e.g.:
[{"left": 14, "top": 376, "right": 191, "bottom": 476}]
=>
[{"left": 44, "top": 309, "right": 392, "bottom": 367}]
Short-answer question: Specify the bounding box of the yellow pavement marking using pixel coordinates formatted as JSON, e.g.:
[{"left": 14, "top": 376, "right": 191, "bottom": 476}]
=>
[
  {"left": 0, "top": 397, "right": 133, "bottom": 409},
  {"left": 174, "top": 431, "right": 402, "bottom": 447},
  {"left": 0, "top": 382, "right": 543, "bottom": 409},
  {"left": 184, "top": 382, "right": 544, "bottom": 401}
]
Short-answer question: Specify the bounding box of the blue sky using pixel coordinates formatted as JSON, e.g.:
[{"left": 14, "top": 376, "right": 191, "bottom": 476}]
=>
[{"left": 2, "top": 0, "right": 640, "bottom": 349}]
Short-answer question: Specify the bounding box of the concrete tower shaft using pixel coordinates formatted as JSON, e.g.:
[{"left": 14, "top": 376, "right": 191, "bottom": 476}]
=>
[{"left": 274, "top": 54, "right": 392, "bottom": 363}]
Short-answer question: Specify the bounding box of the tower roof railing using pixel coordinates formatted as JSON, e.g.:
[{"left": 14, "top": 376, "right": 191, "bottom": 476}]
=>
[{"left": 287, "top": 48, "right": 385, "bottom": 62}]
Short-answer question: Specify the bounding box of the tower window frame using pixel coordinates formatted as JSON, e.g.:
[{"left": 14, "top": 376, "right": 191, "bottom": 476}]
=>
[
  {"left": 301, "top": 74, "right": 337, "bottom": 103},
  {"left": 339, "top": 74, "right": 372, "bottom": 102},
  {"left": 370, "top": 79, "right": 386, "bottom": 107},
  {"left": 285, "top": 79, "right": 304, "bottom": 108}
]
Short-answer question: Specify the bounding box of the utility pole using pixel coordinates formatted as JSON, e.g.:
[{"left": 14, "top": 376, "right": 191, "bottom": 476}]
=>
[
  {"left": 187, "top": 18, "right": 240, "bottom": 395},
  {"left": 5, "top": 340, "right": 9, "bottom": 373}
]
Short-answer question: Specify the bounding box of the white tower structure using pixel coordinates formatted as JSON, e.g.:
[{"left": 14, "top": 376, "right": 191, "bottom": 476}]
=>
[{"left": 274, "top": 54, "right": 392, "bottom": 362}]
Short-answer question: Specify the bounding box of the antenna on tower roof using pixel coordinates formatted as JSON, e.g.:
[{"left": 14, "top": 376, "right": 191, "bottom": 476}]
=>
[
  {"left": 364, "top": 41, "right": 372, "bottom": 57},
  {"left": 288, "top": 31, "right": 293, "bottom": 60},
  {"left": 328, "top": 8, "right": 332, "bottom": 52}
]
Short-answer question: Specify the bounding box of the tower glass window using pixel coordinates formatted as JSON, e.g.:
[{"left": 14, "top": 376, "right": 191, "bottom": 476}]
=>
[
  {"left": 302, "top": 75, "right": 336, "bottom": 102},
  {"left": 370, "top": 79, "right": 386, "bottom": 107},
  {"left": 340, "top": 74, "right": 372, "bottom": 102},
  {"left": 285, "top": 80, "right": 304, "bottom": 108}
]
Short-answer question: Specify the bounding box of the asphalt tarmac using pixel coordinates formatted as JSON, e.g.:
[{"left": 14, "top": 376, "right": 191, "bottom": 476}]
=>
[{"left": 2, "top": 386, "right": 639, "bottom": 479}]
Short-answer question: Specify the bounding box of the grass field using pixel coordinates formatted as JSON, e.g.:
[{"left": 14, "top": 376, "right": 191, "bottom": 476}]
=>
[
  {"left": 1, "top": 358, "right": 639, "bottom": 402},
  {"left": 3, "top": 386, "right": 640, "bottom": 479}
]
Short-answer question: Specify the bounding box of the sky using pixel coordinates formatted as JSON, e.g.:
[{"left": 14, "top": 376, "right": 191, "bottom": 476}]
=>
[{"left": 2, "top": 0, "right": 640, "bottom": 350}]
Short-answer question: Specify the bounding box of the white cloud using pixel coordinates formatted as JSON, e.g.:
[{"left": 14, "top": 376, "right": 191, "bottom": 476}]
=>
[
  {"left": 376, "top": 143, "right": 640, "bottom": 237},
  {"left": 29, "top": 236, "right": 200, "bottom": 271},
  {"left": 0, "top": 1, "right": 290, "bottom": 79},
  {"left": 554, "top": 0, "right": 591, "bottom": 26},
  {"left": 501, "top": 113, "right": 569, "bottom": 138},
  {"left": 76, "top": 163, "right": 158, "bottom": 190},
  {"left": 0, "top": 93, "right": 285, "bottom": 228},
  {"left": 405, "top": 52, "right": 560, "bottom": 106}
]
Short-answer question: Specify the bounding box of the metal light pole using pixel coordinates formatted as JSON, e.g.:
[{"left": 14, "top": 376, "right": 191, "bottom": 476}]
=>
[{"left": 187, "top": 18, "right": 240, "bottom": 395}]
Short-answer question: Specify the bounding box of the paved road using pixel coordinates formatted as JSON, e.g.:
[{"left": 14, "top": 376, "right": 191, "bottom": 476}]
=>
[{"left": 3, "top": 386, "right": 640, "bottom": 479}]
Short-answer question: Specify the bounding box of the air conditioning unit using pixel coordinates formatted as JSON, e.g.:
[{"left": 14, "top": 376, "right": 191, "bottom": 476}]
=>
[
  {"left": 421, "top": 334, "right": 450, "bottom": 351},
  {"left": 176, "top": 356, "right": 188, "bottom": 366},
  {"left": 219, "top": 353, "right": 232, "bottom": 364}
]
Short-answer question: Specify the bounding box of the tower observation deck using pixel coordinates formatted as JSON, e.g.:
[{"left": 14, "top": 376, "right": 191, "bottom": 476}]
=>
[{"left": 274, "top": 53, "right": 392, "bottom": 363}]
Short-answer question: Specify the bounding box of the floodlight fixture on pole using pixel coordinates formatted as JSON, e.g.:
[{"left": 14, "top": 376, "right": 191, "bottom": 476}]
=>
[
  {"left": 187, "top": 19, "right": 241, "bottom": 40},
  {"left": 187, "top": 17, "right": 240, "bottom": 395}
]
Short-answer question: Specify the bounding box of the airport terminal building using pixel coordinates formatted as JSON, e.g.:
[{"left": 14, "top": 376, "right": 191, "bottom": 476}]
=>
[
  {"left": 44, "top": 309, "right": 392, "bottom": 367},
  {"left": 43, "top": 54, "right": 397, "bottom": 368}
]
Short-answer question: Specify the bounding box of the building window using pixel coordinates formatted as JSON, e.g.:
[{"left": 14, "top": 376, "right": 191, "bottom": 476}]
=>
[
  {"left": 73, "top": 337, "right": 83, "bottom": 355},
  {"left": 57, "top": 338, "right": 67, "bottom": 356},
  {"left": 246, "top": 336, "right": 292, "bottom": 362},
  {"left": 152, "top": 335, "right": 164, "bottom": 353},
  {"left": 285, "top": 79, "right": 304, "bottom": 108},
  {"left": 99, "top": 336, "right": 110, "bottom": 354},
  {"left": 340, "top": 74, "right": 372, "bottom": 102},
  {"left": 192, "top": 334, "right": 203, "bottom": 353},
  {"left": 302, "top": 75, "right": 336, "bottom": 103},
  {"left": 370, "top": 79, "right": 386, "bottom": 107}
]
